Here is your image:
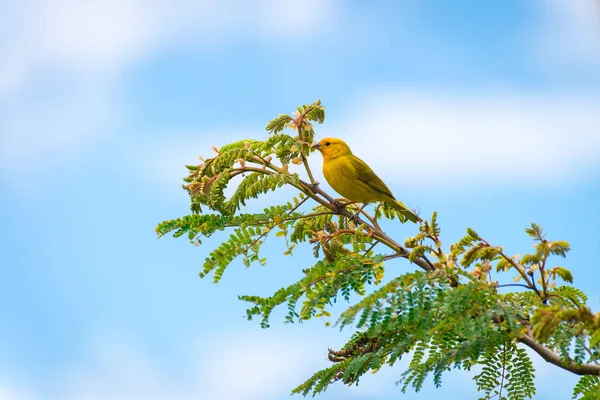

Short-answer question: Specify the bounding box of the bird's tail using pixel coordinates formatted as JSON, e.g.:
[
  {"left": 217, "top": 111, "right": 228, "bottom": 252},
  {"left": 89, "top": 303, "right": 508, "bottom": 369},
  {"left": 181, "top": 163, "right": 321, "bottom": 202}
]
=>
[{"left": 387, "top": 199, "right": 422, "bottom": 223}]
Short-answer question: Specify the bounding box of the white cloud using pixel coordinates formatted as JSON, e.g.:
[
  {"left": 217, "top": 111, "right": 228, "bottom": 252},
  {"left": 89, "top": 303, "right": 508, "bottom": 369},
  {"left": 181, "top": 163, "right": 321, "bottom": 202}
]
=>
[
  {"left": 0, "top": 386, "right": 33, "bottom": 400},
  {"left": 197, "top": 332, "right": 317, "bottom": 400},
  {"left": 331, "top": 90, "right": 600, "bottom": 187},
  {"left": 33, "top": 0, "right": 158, "bottom": 72},
  {"left": 141, "top": 130, "right": 255, "bottom": 191},
  {"left": 533, "top": 0, "right": 600, "bottom": 68},
  {"left": 4, "top": 0, "right": 599, "bottom": 193},
  {"left": 1, "top": 80, "right": 114, "bottom": 160},
  {"left": 41, "top": 328, "right": 334, "bottom": 400},
  {"left": 144, "top": 90, "right": 600, "bottom": 197},
  {"left": 0, "top": 0, "right": 338, "bottom": 188},
  {"left": 0, "top": 328, "right": 585, "bottom": 399},
  {"left": 138, "top": 129, "right": 318, "bottom": 205},
  {"left": 1, "top": 0, "right": 338, "bottom": 91},
  {"left": 0, "top": 0, "right": 158, "bottom": 188},
  {"left": 256, "top": 0, "right": 338, "bottom": 39},
  {"left": 0, "top": 0, "right": 158, "bottom": 98},
  {"left": 0, "top": 326, "right": 480, "bottom": 399}
]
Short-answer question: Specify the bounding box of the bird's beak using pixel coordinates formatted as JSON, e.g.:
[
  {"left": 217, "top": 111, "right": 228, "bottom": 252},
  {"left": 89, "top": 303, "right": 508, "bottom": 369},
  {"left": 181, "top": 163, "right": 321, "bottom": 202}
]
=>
[{"left": 311, "top": 142, "right": 321, "bottom": 149}]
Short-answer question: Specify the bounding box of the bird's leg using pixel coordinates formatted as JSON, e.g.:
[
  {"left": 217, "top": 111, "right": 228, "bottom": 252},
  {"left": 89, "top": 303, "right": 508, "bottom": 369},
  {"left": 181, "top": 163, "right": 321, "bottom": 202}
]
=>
[
  {"left": 332, "top": 199, "right": 346, "bottom": 210},
  {"left": 351, "top": 203, "right": 368, "bottom": 224},
  {"left": 330, "top": 198, "right": 350, "bottom": 211}
]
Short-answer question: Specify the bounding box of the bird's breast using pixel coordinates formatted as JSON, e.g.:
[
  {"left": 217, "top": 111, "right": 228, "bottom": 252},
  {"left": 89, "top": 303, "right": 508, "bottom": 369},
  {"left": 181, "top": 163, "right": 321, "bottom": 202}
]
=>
[{"left": 322, "top": 157, "right": 374, "bottom": 203}]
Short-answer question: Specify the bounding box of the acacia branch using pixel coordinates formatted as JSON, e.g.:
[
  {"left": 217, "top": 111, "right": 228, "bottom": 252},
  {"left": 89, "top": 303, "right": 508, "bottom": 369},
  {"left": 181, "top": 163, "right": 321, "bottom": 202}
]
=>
[
  {"left": 519, "top": 333, "right": 600, "bottom": 376},
  {"left": 183, "top": 114, "right": 600, "bottom": 390},
  {"left": 225, "top": 153, "right": 451, "bottom": 281},
  {"left": 296, "top": 178, "right": 435, "bottom": 273},
  {"left": 219, "top": 159, "right": 426, "bottom": 272}
]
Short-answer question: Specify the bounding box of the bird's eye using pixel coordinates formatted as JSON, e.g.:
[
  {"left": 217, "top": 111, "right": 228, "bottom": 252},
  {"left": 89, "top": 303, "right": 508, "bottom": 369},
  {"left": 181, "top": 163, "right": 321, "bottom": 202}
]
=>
[{"left": 325, "top": 142, "right": 331, "bottom": 146}]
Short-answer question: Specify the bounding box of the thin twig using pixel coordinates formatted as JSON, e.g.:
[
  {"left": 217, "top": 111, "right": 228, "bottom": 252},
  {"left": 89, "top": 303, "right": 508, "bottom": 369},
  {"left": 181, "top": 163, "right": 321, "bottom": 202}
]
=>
[
  {"left": 219, "top": 146, "right": 436, "bottom": 274},
  {"left": 497, "top": 343, "right": 507, "bottom": 399},
  {"left": 496, "top": 249, "right": 542, "bottom": 299},
  {"left": 582, "top": 344, "right": 599, "bottom": 365},
  {"left": 539, "top": 249, "right": 549, "bottom": 304},
  {"left": 493, "top": 284, "right": 537, "bottom": 291},
  {"left": 296, "top": 108, "right": 318, "bottom": 185},
  {"left": 363, "top": 242, "right": 379, "bottom": 256}
]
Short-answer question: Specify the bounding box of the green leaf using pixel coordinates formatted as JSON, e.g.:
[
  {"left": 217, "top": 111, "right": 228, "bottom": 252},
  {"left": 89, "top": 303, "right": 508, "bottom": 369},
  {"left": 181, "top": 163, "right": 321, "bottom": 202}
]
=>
[
  {"left": 409, "top": 245, "right": 430, "bottom": 263},
  {"left": 525, "top": 223, "right": 543, "bottom": 239},
  {"left": 466, "top": 227, "right": 480, "bottom": 240},
  {"left": 550, "top": 240, "right": 571, "bottom": 257},
  {"left": 554, "top": 267, "right": 574, "bottom": 283},
  {"left": 496, "top": 258, "right": 510, "bottom": 272},
  {"left": 265, "top": 114, "right": 293, "bottom": 134},
  {"left": 572, "top": 376, "right": 600, "bottom": 399}
]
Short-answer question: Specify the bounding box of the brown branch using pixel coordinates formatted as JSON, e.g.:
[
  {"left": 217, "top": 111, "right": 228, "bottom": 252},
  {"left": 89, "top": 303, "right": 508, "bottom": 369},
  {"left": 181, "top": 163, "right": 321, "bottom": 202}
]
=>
[
  {"left": 229, "top": 167, "right": 275, "bottom": 177},
  {"left": 518, "top": 333, "right": 600, "bottom": 376},
  {"left": 363, "top": 241, "right": 379, "bottom": 256},
  {"left": 584, "top": 344, "right": 599, "bottom": 365},
  {"left": 296, "top": 178, "right": 434, "bottom": 273},
  {"left": 358, "top": 208, "right": 381, "bottom": 230},
  {"left": 308, "top": 228, "right": 372, "bottom": 244},
  {"left": 382, "top": 253, "right": 405, "bottom": 261},
  {"left": 493, "top": 284, "right": 537, "bottom": 291},
  {"left": 224, "top": 149, "right": 436, "bottom": 275}
]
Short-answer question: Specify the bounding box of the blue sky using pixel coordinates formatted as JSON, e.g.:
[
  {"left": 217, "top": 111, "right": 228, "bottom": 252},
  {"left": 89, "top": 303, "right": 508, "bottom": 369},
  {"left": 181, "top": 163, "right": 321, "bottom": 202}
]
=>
[{"left": 1, "top": 1, "right": 600, "bottom": 399}]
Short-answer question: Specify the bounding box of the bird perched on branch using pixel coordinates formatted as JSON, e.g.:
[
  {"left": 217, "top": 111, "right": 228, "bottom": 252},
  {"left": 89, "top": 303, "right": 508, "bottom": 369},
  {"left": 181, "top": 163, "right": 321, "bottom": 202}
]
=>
[{"left": 312, "top": 138, "right": 421, "bottom": 223}]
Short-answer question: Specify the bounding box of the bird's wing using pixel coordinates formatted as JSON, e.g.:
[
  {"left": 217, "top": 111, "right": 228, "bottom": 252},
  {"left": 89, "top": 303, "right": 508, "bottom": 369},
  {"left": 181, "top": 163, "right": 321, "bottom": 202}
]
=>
[{"left": 348, "top": 155, "right": 395, "bottom": 199}]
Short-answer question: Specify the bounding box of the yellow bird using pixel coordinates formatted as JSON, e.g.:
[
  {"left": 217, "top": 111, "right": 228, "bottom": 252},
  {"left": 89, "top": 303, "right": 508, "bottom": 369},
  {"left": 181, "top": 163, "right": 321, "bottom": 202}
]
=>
[{"left": 312, "top": 138, "right": 421, "bottom": 223}]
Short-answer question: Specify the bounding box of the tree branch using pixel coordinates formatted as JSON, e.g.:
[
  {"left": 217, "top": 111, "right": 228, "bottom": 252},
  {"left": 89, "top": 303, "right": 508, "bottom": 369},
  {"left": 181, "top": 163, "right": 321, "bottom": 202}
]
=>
[
  {"left": 297, "top": 178, "right": 434, "bottom": 272},
  {"left": 493, "top": 284, "right": 537, "bottom": 291},
  {"left": 519, "top": 334, "right": 600, "bottom": 376}
]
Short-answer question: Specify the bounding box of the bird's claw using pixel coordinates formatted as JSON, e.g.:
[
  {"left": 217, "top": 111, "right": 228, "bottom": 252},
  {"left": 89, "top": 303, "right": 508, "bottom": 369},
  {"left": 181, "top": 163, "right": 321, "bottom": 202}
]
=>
[
  {"left": 350, "top": 212, "right": 361, "bottom": 224},
  {"left": 332, "top": 200, "right": 346, "bottom": 211}
]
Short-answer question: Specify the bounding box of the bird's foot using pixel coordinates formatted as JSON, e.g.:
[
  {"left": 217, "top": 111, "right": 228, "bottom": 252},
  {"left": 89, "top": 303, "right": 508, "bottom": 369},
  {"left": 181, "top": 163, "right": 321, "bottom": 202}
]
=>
[
  {"left": 350, "top": 211, "right": 361, "bottom": 224},
  {"left": 332, "top": 199, "right": 346, "bottom": 211}
]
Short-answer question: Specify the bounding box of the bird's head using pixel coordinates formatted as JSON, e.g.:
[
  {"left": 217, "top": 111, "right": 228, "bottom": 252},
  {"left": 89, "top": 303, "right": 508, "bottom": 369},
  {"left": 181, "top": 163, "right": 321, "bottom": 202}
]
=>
[{"left": 311, "top": 138, "right": 353, "bottom": 159}]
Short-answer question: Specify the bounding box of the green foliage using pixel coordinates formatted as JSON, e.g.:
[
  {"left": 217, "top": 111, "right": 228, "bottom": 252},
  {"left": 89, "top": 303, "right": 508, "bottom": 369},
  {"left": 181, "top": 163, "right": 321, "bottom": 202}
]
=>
[
  {"left": 292, "top": 272, "right": 538, "bottom": 397},
  {"left": 531, "top": 303, "right": 600, "bottom": 364},
  {"left": 573, "top": 376, "right": 600, "bottom": 399},
  {"left": 228, "top": 171, "right": 289, "bottom": 210},
  {"left": 240, "top": 253, "right": 383, "bottom": 328},
  {"left": 155, "top": 213, "right": 224, "bottom": 242},
  {"left": 266, "top": 114, "right": 293, "bottom": 134},
  {"left": 474, "top": 344, "right": 535, "bottom": 400},
  {"left": 157, "top": 101, "right": 600, "bottom": 399}
]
